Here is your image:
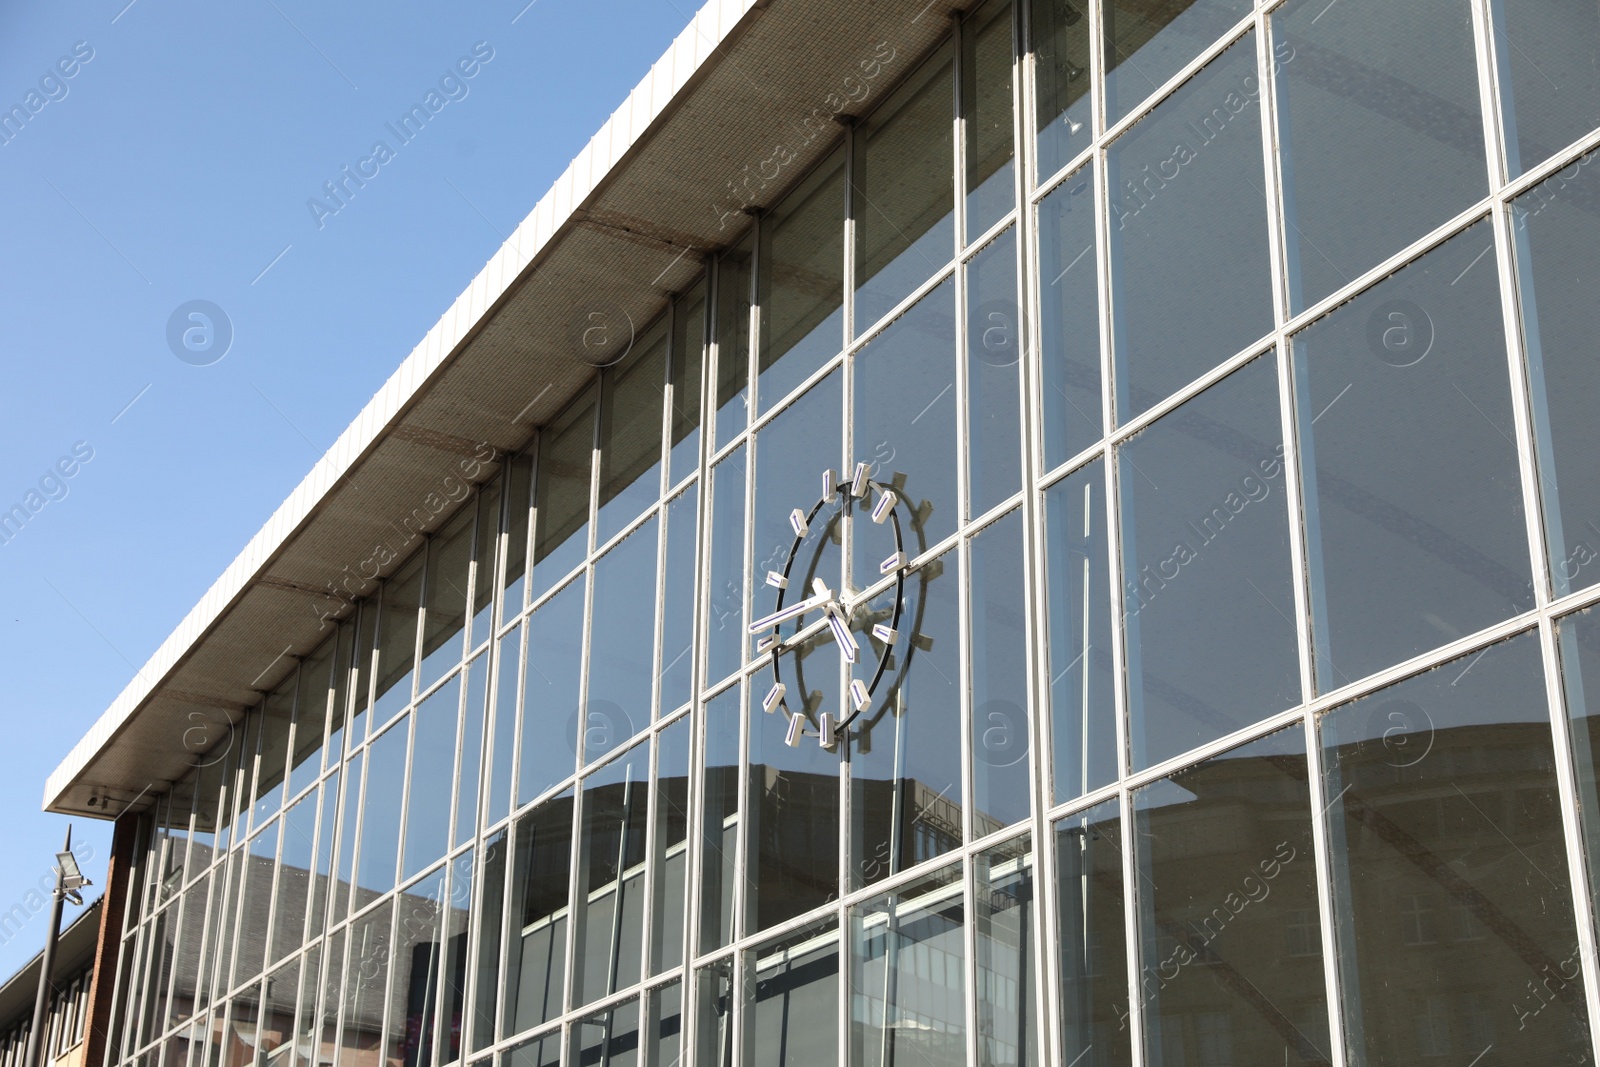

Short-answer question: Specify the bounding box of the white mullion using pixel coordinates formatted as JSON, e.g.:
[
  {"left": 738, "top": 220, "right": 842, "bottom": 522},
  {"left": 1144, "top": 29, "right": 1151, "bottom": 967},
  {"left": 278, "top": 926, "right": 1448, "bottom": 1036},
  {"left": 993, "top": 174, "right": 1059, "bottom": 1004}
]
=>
[
  {"left": 1468, "top": 0, "right": 1510, "bottom": 193},
  {"left": 1118, "top": 783, "right": 1146, "bottom": 1067},
  {"left": 1300, "top": 712, "right": 1349, "bottom": 1067}
]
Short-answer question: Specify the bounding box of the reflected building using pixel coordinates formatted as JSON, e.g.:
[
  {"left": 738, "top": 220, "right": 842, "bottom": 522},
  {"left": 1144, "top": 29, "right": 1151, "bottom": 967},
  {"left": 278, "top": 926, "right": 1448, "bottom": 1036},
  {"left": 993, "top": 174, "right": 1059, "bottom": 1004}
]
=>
[{"left": 38, "top": 0, "right": 1600, "bottom": 1064}]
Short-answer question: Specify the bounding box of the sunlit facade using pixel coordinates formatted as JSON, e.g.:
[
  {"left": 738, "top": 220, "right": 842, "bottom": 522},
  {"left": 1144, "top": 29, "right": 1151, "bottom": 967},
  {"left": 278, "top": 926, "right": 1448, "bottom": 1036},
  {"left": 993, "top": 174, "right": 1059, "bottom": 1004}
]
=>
[{"left": 55, "top": 0, "right": 1600, "bottom": 1065}]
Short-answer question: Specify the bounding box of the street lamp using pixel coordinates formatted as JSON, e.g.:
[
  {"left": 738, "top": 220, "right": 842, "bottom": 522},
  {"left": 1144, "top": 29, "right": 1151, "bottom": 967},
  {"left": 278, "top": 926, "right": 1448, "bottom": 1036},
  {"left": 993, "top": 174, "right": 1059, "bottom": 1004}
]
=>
[{"left": 22, "top": 827, "right": 93, "bottom": 1067}]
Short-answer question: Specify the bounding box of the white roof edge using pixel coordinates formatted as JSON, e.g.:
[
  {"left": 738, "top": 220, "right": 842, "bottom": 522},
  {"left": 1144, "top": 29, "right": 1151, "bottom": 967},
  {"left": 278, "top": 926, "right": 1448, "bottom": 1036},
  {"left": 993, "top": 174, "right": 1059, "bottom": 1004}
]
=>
[{"left": 45, "top": 0, "right": 757, "bottom": 810}]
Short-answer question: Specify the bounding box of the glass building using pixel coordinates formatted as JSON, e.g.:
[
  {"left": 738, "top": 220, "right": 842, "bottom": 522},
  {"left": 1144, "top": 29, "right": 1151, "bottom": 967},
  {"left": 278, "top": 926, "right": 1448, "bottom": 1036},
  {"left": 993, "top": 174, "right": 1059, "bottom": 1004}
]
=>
[{"left": 44, "top": 0, "right": 1600, "bottom": 1064}]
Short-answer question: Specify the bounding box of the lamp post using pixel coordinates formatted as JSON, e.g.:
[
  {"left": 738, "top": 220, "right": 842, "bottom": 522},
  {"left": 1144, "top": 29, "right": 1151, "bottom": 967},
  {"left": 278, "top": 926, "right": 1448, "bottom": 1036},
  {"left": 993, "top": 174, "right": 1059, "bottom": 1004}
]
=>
[{"left": 22, "top": 828, "right": 91, "bottom": 1067}]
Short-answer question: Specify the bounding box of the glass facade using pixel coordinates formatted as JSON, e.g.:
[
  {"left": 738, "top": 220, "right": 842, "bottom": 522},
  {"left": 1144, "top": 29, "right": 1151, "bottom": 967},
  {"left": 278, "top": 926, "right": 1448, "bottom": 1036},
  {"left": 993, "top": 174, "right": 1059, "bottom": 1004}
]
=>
[{"left": 100, "top": 1, "right": 1600, "bottom": 1065}]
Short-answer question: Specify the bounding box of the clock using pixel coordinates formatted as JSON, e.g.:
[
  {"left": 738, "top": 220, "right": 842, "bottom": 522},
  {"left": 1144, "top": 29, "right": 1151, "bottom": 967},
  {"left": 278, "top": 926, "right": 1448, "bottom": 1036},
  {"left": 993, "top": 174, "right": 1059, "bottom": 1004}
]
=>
[{"left": 747, "top": 462, "right": 913, "bottom": 748}]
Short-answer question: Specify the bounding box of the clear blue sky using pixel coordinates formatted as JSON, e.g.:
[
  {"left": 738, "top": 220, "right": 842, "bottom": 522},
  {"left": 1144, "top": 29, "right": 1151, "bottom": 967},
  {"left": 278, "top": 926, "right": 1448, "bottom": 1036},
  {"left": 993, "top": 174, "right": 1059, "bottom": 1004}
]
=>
[{"left": 0, "top": 0, "right": 694, "bottom": 979}]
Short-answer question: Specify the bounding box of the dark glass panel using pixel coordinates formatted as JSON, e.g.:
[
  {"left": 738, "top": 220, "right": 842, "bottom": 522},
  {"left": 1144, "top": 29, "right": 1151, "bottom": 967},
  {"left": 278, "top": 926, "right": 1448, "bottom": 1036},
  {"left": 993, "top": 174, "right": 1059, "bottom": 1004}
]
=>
[
  {"left": 488, "top": 625, "right": 521, "bottom": 826},
  {"left": 532, "top": 392, "right": 595, "bottom": 601},
  {"left": 421, "top": 506, "right": 475, "bottom": 692},
  {"left": 669, "top": 281, "right": 707, "bottom": 485},
  {"left": 1510, "top": 158, "right": 1600, "bottom": 599},
  {"left": 272, "top": 792, "right": 316, "bottom": 964},
  {"left": 587, "top": 519, "right": 658, "bottom": 763},
  {"left": 851, "top": 285, "right": 956, "bottom": 577},
  {"left": 970, "top": 510, "right": 1031, "bottom": 831},
  {"left": 457, "top": 652, "right": 489, "bottom": 847},
  {"left": 343, "top": 901, "right": 394, "bottom": 1062},
  {"left": 1104, "top": 0, "right": 1251, "bottom": 123},
  {"left": 358, "top": 718, "right": 408, "bottom": 894},
  {"left": 695, "top": 960, "right": 736, "bottom": 1067},
  {"left": 575, "top": 999, "right": 639, "bottom": 1067},
  {"left": 649, "top": 983, "right": 683, "bottom": 1067},
  {"left": 254, "top": 680, "right": 295, "bottom": 827},
  {"left": 759, "top": 149, "right": 845, "bottom": 413},
  {"left": 520, "top": 576, "right": 584, "bottom": 806},
  {"left": 965, "top": 0, "right": 1016, "bottom": 242},
  {"left": 404, "top": 675, "right": 461, "bottom": 881},
  {"left": 1032, "top": 0, "right": 1093, "bottom": 180},
  {"left": 975, "top": 834, "right": 1040, "bottom": 1067},
  {"left": 1037, "top": 164, "right": 1104, "bottom": 469},
  {"left": 389, "top": 869, "right": 447, "bottom": 1067},
  {"left": 573, "top": 742, "right": 649, "bottom": 1007},
  {"left": 1293, "top": 222, "right": 1532, "bottom": 689},
  {"left": 470, "top": 829, "right": 508, "bottom": 1054},
  {"left": 1135, "top": 727, "right": 1331, "bottom": 1066},
  {"left": 442, "top": 850, "right": 475, "bottom": 1065},
  {"left": 502, "top": 454, "right": 534, "bottom": 621},
  {"left": 967, "top": 227, "right": 1022, "bottom": 517},
  {"left": 1322, "top": 632, "right": 1591, "bottom": 1064},
  {"left": 706, "top": 447, "right": 748, "bottom": 687},
  {"left": 1274, "top": 0, "right": 1488, "bottom": 312},
  {"left": 854, "top": 48, "right": 955, "bottom": 331},
  {"left": 1107, "top": 35, "right": 1272, "bottom": 419},
  {"left": 597, "top": 324, "right": 667, "bottom": 544},
  {"left": 1561, "top": 608, "right": 1600, "bottom": 914},
  {"left": 851, "top": 551, "right": 964, "bottom": 888},
  {"left": 1119, "top": 354, "right": 1299, "bottom": 769},
  {"left": 375, "top": 556, "right": 425, "bottom": 725},
  {"left": 504, "top": 791, "right": 574, "bottom": 1036},
  {"left": 290, "top": 641, "right": 334, "bottom": 797},
  {"left": 699, "top": 686, "right": 742, "bottom": 953},
  {"left": 746, "top": 921, "right": 839, "bottom": 1067},
  {"left": 1492, "top": 0, "right": 1600, "bottom": 177},
  {"left": 849, "top": 865, "right": 967, "bottom": 1067},
  {"left": 659, "top": 485, "right": 698, "bottom": 716},
  {"left": 1055, "top": 800, "right": 1132, "bottom": 1067},
  {"left": 1044, "top": 461, "right": 1117, "bottom": 803},
  {"left": 472, "top": 476, "right": 502, "bottom": 648},
  {"left": 505, "top": 1034, "right": 560, "bottom": 1067},
  {"left": 650, "top": 714, "right": 692, "bottom": 975},
  {"left": 715, "top": 236, "right": 754, "bottom": 453}
]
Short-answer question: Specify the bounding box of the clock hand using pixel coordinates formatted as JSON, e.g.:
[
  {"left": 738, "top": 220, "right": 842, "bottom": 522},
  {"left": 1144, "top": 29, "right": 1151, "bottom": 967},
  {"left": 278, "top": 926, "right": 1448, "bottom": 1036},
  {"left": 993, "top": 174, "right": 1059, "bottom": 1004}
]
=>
[
  {"left": 824, "top": 601, "right": 861, "bottom": 663},
  {"left": 747, "top": 584, "right": 833, "bottom": 635}
]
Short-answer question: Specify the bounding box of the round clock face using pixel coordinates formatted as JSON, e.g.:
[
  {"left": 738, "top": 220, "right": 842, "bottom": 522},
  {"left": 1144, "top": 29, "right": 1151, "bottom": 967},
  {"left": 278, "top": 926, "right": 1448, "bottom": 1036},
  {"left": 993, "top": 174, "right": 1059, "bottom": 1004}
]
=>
[{"left": 747, "top": 462, "right": 913, "bottom": 748}]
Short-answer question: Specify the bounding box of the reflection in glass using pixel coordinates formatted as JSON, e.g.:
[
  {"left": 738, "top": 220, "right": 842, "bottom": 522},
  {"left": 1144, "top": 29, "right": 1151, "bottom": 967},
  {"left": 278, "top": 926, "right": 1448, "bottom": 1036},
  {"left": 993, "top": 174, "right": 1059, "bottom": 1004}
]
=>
[
  {"left": 597, "top": 324, "right": 666, "bottom": 544},
  {"left": 670, "top": 282, "right": 707, "bottom": 485},
  {"left": 273, "top": 793, "right": 316, "bottom": 965},
  {"left": 1293, "top": 222, "right": 1532, "bottom": 689},
  {"left": 574, "top": 742, "right": 649, "bottom": 1007},
  {"left": 974, "top": 835, "right": 1039, "bottom": 1067},
  {"left": 1055, "top": 800, "right": 1131, "bottom": 1067},
  {"left": 1107, "top": 35, "right": 1272, "bottom": 419},
  {"left": 421, "top": 506, "right": 474, "bottom": 691},
  {"left": 342, "top": 900, "right": 393, "bottom": 1064},
  {"left": 970, "top": 510, "right": 1030, "bottom": 831},
  {"left": 1274, "top": 0, "right": 1487, "bottom": 312},
  {"left": 1032, "top": 0, "right": 1092, "bottom": 181},
  {"left": 520, "top": 577, "right": 584, "bottom": 807},
  {"left": 404, "top": 675, "right": 460, "bottom": 881},
  {"left": 855, "top": 47, "right": 955, "bottom": 331},
  {"left": 965, "top": 0, "right": 1015, "bottom": 242},
  {"left": 1135, "top": 727, "right": 1331, "bottom": 1066},
  {"left": 375, "top": 557, "right": 424, "bottom": 725},
  {"left": 576, "top": 999, "right": 639, "bottom": 1067},
  {"left": 1037, "top": 164, "right": 1102, "bottom": 469},
  {"left": 700, "top": 686, "right": 742, "bottom": 953},
  {"left": 388, "top": 869, "right": 446, "bottom": 1067},
  {"left": 442, "top": 851, "right": 474, "bottom": 1066},
  {"left": 504, "top": 791, "right": 574, "bottom": 1037},
  {"left": 746, "top": 922, "right": 839, "bottom": 1066},
  {"left": 649, "top": 983, "right": 683, "bottom": 1067},
  {"left": 715, "top": 236, "right": 754, "bottom": 453},
  {"left": 457, "top": 653, "right": 488, "bottom": 847},
  {"left": 588, "top": 520, "right": 657, "bottom": 764},
  {"left": 506, "top": 1032, "right": 560, "bottom": 1067},
  {"left": 359, "top": 718, "right": 408, "bottom": 894},
  {"left": 695, "top": 960, "right": 736, "bottom": 1067},
  {"left": 967, "top": 228, "right": 1022, "bottom": 518},
  {"left": 851, "top": 865, "right": 967, "bottom": 1067},
  {"left": 336, "top": 752, "right": 364, "bottom": 921},
  {"left": 487, "top": 624, "right": 521, "bottom": 826},
  {"left": 309, "top": 769, "right": 340, "bottom": 938},
  {"left": 851, "top": 553, "right": 963, "bottom": 889},
  {"left": 1510, "top": 159, "right": 1600, "bottom": 600},
  {"left": 1321, "top": 632, "right": 1591, "bottom": 1063},
  {"left": 1491, "top": 0, "right": 1600, "bottom": 177},
  {"left": 1560, "top": 609, "right": 1600, "bottom": 916},
  {"left": 660, "top": 486, "right": 697, "bottom": 715},
  {"left": 651, "top": 715, "right": 691, "bottom": 975},
  {"left": 290, "top": 943, "right": 320, "bottom": 1067},
  {"left": 706, "top": 447, "right": 748, "bottom": 688},
  {"left": 760, "top": 149, "right": 845, "bottom": 412},
  {"left": 1104, "top": 0, "right": 1251, "bottom": 123},
  {"left": 533, "top": 393, "right": 595, "bottom": 601},
  {"left": 1044, "top": 460, "right": 1116, "bottom": 804},
  {"left": 471, "top": 829, "right": 507, "bottom": 1054}
]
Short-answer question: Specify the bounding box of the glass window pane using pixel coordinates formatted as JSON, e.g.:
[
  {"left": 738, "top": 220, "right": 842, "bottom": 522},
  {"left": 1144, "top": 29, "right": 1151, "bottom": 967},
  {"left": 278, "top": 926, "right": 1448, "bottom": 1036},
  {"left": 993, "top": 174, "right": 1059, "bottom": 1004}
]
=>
[
  {"left": 1044, "top": 460, "right": 1117, "bottom": 803},
  {"left": 442, "top": 851, "right": 474, "bottom": 1065},
  {"left": 1104, "top": 0, "right": 1251, "bottom": 123},
  {"left": 375, "top": 556, "right": 425, "bottom": 725},
  {"left": 359, "top": 718, "right": 408, "bottom": 894},
  {"left": 344, "top": 902, "right": 393, "bottom": 1061},
  {"left": 1037, "top": 163, "right": 1104, "bottom": 470},
  {"left": 1054, "top": 800, "right": 1132, "bottom": 1067},
  {"left": 967, "top": 227, "right": 1022, "bottom": 517},
  {"left": 965, "top": 0, "right": 1016, "bottom": 242},
  {"left": 235, "top": 823, "right": 278, "bottom": 986},
  {"left": 351, "top": 602, "right": 379, "bottom": 746},
  {"left": 502, "top": 454, "right": 534, "bottom": 621},
  {"left": 1107, "top": 34, "right": 1272, "bottom": 419},
  {"left": 404, "top": 675, "right": 460, "bottom": 881},
  {"left": 852, "top": 284, "right": 956, "bottom": 575},
  {"left": 699, "top": 685, "right": 743, "bottom": 953},
  {"left": 649, "top": 982, "right": 682, "bottom": 1067},
  {"left": 290, "top": 642, "right": 333, "bottom": 797},
  {"left": 597, "top": 324, "right": 667, "bottom": 544},
  {"left": 1119, "top": 354, "right": 1299, "bottom": 769},
  {"left": 1560, "top": 607, "right": 1600, "bottom": 915},
  {"left": 253, "top": 680, "right": 295, "bottom": 827},
  {"left": 587, "top": 519, "right": 657, "bottom": 763},
  {"left": 1134, "top": 727, "right": 1332, "bottom": 1066},
  {"left": 470, "top": 829, "right": 508, "bottom": 1054},
  {"left": 272, "top": 793, "right": 316, "bottom": 964},
  {"left": 328, "top": 616, "right": 357, "bottom": 762},
  {"left": 533, "top": 392, "right": 595, "bottom": 601},
  {"left": 850, "top": 552, "right": 964, "bottom": 889},
  {"left": 573, "top": 742, "right": 649, "bottom": 1007},
  {"left": 390, "top": 869, "right": 447, "bottom": 1067},
  {"left": 760, "top": 148, "right": 845, "bottom": 413},
  {"left": 336, "top": 752, "right": 364, "bottom": 920},
  {"left": 521, "top": 576, "right": 585, "bottom": 806},
  {"left": 715, "top": 236, "right": 754, "bottom": 453},
  {"left": 849, "top": 865, "right": 966, "bottom": 1067},
  {"left": 695, "top": 960, "right": 737, "bottom": 1067},
  {"left": 575, "top": 999, "right": 639, "bottom": 1067},
  {"left": 970, "top": 509, "right": 1031, "bottom": 832},
  {"left": 505, "top": 1034, "right": 560, "bottom": 1067},
  {"left": 1293, "top": 221, "right": 1532, "bottom": 690},
  {"left": 289, "top": 943, "right": 320, "bottom": 1067},
  {"left": 1032, "top": 0, "right": 1093, "bottom": 181},
  {"left": 315, "top": 899, "right": 344, "bottom": 1063},
  {"left": 706, "top": 447, "right": 749, "bottom": 688},
  {"left": 487, "top": 624, "right": 521, "bottom": 827},
  {"left": 1491, "top": 1, "right": 1600, "bottom": 177},
  {"left": 457, "top": 652, "right": 489, "bottom": 847},
  {"left": 659, "top": 486, "right": 698, "bottom": 716},
  {"left": 1511, "top": 160, "right": 1600, "bottom": 600},
  {"left": 974, "top": 835, "right": 1039, "bottom": 1067},
  {"left": 1321, "top": 632, "right": 1591, "bottom": 1063},
  {"left": 855, "top": 48, "right": 955, "bottom": 331},
  {"left": 422, "top": 506, "right": 476, "bottom": 691},
  {"left": 746, "top": 922, "right": 839, "bottom": 1067},
  {"left": 650, "top": 714, "right": 692, "bottom": 975},
  {"left": 670, "top": 282, "right": 707, "bottom": 485},
  {"left": 309, "top": 768, "right": 339, "bottom": 939},
  {"left": 1274, "top": 0, "right": 1489, "bottom": 313},
  {"left": 472, "top": 476, "right": 502, "bottom": 647},
  {"left": 504, "top": 791, "right": 574, "bottom": 1036}
]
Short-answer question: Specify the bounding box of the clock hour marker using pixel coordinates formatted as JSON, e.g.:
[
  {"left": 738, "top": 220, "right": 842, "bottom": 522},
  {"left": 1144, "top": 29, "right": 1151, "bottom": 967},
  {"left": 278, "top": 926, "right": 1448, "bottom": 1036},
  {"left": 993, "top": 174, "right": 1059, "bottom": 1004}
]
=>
[
  {"left": 849, "top": 679, "right": 870, "bottom": 711},
  {"left": 818, "top": 712, "right": 838, "bottom": 748},
  {"left": 872, "top": 623, "right": 898, "bottom": 645},
  {"left": 871, "top": 490, "right": 897, "bottom": 524},
  {"left": 755, "top": 634, "right": 781, "bottom": 654},
  {"left": 790, "top": 509, "right": 808, "bottom": 537},
  {"left": 879, "top": 550, "right": 906, "bottom": 575},
  {"left": 762, "top": 682, "right": 787, "bottom": 714},
  {"left": 765, "top": 571, "right": 788, "bottom": 590},
  {"left": 821, "top": 468, "right": 838, "bottom": 497},
  {"left": 850, "top": 462, "right": 872, "bottom": 497},
  {"left": 784, "top": 713, "right": 805, "bottom": 747}
]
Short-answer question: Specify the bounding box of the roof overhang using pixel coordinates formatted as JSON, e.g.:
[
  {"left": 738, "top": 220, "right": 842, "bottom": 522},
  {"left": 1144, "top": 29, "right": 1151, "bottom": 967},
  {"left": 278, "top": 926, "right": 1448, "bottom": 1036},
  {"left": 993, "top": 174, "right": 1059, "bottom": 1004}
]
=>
[{"left": 45, "top": 0, "right": 968, "bottom": 817}]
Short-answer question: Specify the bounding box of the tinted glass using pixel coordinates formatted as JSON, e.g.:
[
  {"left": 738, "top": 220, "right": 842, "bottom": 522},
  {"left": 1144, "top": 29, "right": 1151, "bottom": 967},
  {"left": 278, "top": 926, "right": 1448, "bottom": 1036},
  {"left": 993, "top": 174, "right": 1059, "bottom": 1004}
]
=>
[
  {"left": 532, "top": 394, "right": 594, "bottom": 600},
  {"left": 1491, "top": 0, "right": 1600, "bottom": 177},
  {"left": 706, "top": 447, "right": 748, "bottom": 687},
  {"left": 457, "top": 652, "right": 489, "bottom": 845},
  {"left": 974, "top": 835, "right": 1040, "bottom": 1067},
  {"left": 596, "top": 325, "right": 666, "bottom": 544},
  {"left": 358, "top": 718, "right": 408, "bottom": 894},
  {"left": 421, "top": 506, "right": 474, "bottom": 690},
  {"left": 669, "top": 282, "right": 707, "bottom": 484},
  {"left": 970, "top": 509, "right": 1031, "bottom": 832},
  {"left": 470, "top": 829, "right": 507, "bottom": 1053},
  {"left": 1119, "top": 355, "right": 1298, "bottom": 768},
  {"left": 850, "top": 865, "right": 966, "bottom": 1067},
  {"left": 389, "top": 870, "right": 446, "bottom": 1067},
  {"left": 1055, "top": 800, "right": 1132, "bottom": 1067},
  {"left": 760, "top": 149, "right": 845, "bottom": 412},
  {"left": 1104, "top": 0, "right": 1252, "bottom": 123},
  {"left": 649, "top": 982, "right": 683, "bottom": 1067},
  {"left": 575, "top": 999, "right": 639, "bottom": 1067},
  {"left": 1037, "top": 164, "right": 1103, "bottom": 468},
  {"left": 374, "top": 556, "right": 423, "bottom": 725},
  {"left": 1274, "top": 0, "right": 1488, "bottom": 312},
  {"left": 273, "top": 792, "right": 316, "bottom": 963},
  {"left": 520, "top": 575, "right": 584, "bottom": 806},
  {"left": 747, "top": 922, "right": 839, "bottom": 1067},
  {"left": 700, "top": 686, "right": 742, "bottom": 953},
  {"left": 1032, "top": 0, "right": 1093, "bottom": 180},
  {"left": 650, "top": 715, "right": 691, "bottom": 974},
  {"left": 1559, "top": 608, "right": 1600, "bottom": 912},
  {"left": 1321, "top": 632, "right": 1591, "bottom": 1064},
  {"left": 696, "top": 960, "right": 737, "bottom": 1067},
  {"left": 574, "top": 742, "right": 648, "bottom": 1007},
  {"left": 504, "top": 791, "right": 573, "bottom": 1036},
  {"left": 1293, "top": 222, "right": 1532, "bottom": 690},
  {"left": 404, "top": 674, "right": 460, "bottom": 881},
  {"left": 967, "top": 227, "right": 1022, "bottom": 518},
  {"left": 1107, "top": 35, "right": 1272, "bottom": 419},
  {"left": 965, "top": 0, "right": 1016, "bottom": 242},
  {"left": 659, "top": 486, "right": 697, "bottom": 715},
  {"left": 487, "top": 624, "right": 520, "bottom": 826},
  {"left": 587, "top": 519, "right": 658, "bottom": 761}
]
